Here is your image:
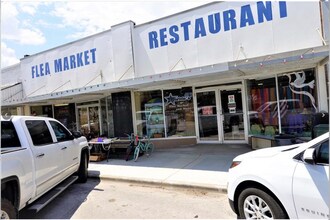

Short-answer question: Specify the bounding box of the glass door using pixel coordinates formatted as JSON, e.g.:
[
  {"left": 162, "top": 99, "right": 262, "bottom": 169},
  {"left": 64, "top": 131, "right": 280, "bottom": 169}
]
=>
[
  {"left": 88, "top": 106, "right": 100, "bottom": 136},
  {"left": 78, "top": 105, "right": 100, "bottom": 138},
  {"left": 220, "top": 89, "right": 245, "bottom": 141},
  {"left": 196, "top": 91, "right": 219, "bottom": 141},
  {"left": 78, "top": 107, "right": 88, "bottom": 136}
]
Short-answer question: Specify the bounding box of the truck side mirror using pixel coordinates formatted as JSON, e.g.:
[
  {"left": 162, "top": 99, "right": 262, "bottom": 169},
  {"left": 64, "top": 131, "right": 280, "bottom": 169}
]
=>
[{"left": 303, "top": 148, "right": 316, "bottom": 164}]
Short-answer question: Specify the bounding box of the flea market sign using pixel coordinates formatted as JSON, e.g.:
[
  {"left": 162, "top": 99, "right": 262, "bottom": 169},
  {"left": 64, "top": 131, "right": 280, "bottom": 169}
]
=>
[
  {"left": 148, "top": 1, "right": 288, "bottom": 49},
  {"left": 31, "top": 48, "right": 97, "bottom": 79}
]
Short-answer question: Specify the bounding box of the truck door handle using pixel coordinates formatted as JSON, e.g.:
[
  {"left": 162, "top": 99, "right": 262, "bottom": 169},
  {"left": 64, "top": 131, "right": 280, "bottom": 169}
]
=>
[
  {"left": 36, "top": 153, "right": 45, "bottom": 158},
  {"left": 61, "top": 147, "right": 67, "bottom": 150}
]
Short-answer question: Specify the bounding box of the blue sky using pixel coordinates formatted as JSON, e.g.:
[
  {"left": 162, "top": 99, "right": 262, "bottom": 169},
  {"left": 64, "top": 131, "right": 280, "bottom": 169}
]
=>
[{"left": 1, "top": 1, "right": 210, "bottom": 68}]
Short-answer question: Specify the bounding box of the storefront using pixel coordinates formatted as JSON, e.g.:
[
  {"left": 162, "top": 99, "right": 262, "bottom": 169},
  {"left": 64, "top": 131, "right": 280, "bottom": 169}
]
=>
[{"left": 1, "top": 1, "right": 329, "bottom": 147}]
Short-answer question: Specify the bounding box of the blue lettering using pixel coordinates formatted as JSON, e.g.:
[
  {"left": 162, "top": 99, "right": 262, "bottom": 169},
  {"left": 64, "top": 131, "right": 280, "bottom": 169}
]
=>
[
  {"left": 36, "top": 66, "right": 39, "bottom": 77},
  {"left": 54, "top": 59, "right": 62, "bottom": 73},
  {"left": 32, "top": 66, "right": 36, "bottom": 78},
  {"left": 257, "top": 1, "right": 272, "bottom": 23},
  {"left": 90, "top": 48, "right": 96, "bottom": 63},
  {"left": 159, "top": 28, "right": 168, "bottom": 47},
  {"left": 76, "top": 52, "right": 84, "bottom": 67},
  {"left": 33, "top": 48, "right": 97, "bottom": 77},
  {"left": 149, "top": 31, "right": 158, "bottom": 49},
  {"left": 195, "top": 18, "right": 206, "bottom": 38},
  {"left": 169, "top": 25, "right": 179, "bottom": 44},
  {"left": 45, "top": 62, "right": 50, "bottom": 75},
  {"left": 32, "top": 63, "right": 51, "bottom": 78},
  {"left": 146, "top": 2, "right": 288, "bottom": 49},
  {"left": 70, "top": 55, "right": 76, "bottom": 69},
  {"left": 63, "top": 57, "right": 69, "bottom": 71},
  {"left": 223, "top": 9, "right": 237, "bottom": 31},
  {"left": 181, "top": 21, "right": 191, "bottom": 41},
  {"left": 240, "top": 5, "right": 255, "bottom": 27},
  {"left": 208, "top": 13, "right": 221, "bottom": 34},
  {"left": 279, "top": 1, "right": 287, "bottom": 18},
  {"left": 40, "top": 63, "right": 44, "bottom": 76},
  {"left": 84, "top": 51, "right": 90, "bottom": 65}
]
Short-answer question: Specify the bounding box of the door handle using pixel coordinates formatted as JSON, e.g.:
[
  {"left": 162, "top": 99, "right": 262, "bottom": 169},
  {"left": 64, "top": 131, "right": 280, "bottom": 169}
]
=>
[
  {"left": 36, "top": 153, "right": 45, "bottom": 158},
  {"left": 61, "top": 147, "right": 67, "bottom": 150}
]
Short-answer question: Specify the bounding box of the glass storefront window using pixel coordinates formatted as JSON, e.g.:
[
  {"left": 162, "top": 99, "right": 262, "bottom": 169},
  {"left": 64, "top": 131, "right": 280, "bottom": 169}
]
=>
[
  {"left": 164, "top": 88, "right": 195, "bottom": 137},
  {"left": 135, "top": 90, "right": 164, "bottom": 138},
  {"left": 100, "top": 98, "right": 108, "bottom": 136},
  {"left": 247, "top": 78, "right": 278, "bottom": 137},
  {"left": 278, "top": 69, "right": 317, "bottom": 139},
  {"left": 247, "top": 69, "right": 317, "bottom": 140}
]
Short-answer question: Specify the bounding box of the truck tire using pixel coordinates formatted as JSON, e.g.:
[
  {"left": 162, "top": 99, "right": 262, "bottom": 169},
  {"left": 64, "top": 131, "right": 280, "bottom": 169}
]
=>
[
  {"left": 77, "top": 152, "right": 88, "bottom": 183},
  {"left": 1, "top": 198, "right": 18, "bottom": 219},
  {"left": 238, "top": 188, "right": 288, "bottom": 219}
]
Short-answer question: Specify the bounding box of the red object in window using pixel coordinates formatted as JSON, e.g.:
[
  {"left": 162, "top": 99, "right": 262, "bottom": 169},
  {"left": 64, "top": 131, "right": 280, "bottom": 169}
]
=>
[{"left": 202, "top": 106, "right": 213, "bottom": 115}]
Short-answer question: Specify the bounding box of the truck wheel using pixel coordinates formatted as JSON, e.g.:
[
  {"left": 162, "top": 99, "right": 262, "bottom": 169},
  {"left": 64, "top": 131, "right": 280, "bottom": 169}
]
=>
[
  {"left": 238, "top": 188, "right": 288, "bottom": 219},
  {"left": 77, "top": 152, "right": 88, "bottom": 183},
  {"left": 1, "top": 198, "right": 18, "bottom": 219}
]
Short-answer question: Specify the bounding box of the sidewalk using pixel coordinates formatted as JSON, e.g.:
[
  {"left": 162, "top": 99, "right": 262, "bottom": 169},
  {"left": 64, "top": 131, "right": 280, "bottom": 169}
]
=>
[{"left": 87, "top": 143, "right": 252, "bottom": 192}]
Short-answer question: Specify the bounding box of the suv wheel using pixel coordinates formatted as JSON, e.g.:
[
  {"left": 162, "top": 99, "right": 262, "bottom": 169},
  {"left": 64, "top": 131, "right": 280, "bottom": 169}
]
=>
[{"left": 238, "top": 188, "right": 288, "bottom": 219}]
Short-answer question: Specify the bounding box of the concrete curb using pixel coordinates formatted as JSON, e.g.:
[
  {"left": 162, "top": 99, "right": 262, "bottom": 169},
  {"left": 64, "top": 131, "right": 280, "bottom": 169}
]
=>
[{"left": 88, "top": 170, "right": 228, "bottom": 194}]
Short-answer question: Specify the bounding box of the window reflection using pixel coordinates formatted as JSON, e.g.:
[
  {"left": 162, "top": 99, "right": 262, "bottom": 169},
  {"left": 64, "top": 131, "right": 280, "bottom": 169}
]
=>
[
  {"left": 164, "top": 88, "right": 195, "bottom": 137},
  {"left": 135, "top": 90, "right": 164, "bottom": 138},
  {"left": 278, "top": 69, "right": 317, "bottom": 139},
  {"left": 247, "top": 69, "right": 318, "bottom": 140},
  {"left": 247, "top": 78, "right": 278, "bottom": 137}
]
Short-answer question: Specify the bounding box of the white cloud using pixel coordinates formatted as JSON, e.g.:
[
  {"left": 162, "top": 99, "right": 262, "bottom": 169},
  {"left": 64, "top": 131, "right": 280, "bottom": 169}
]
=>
[
  {"left": 19, "top": 28, "right": 46, "bottom": 45},
  {"left": 51, "top": 1, "right": 209, "bottom": 40},
  {"left": 1, "top": 42, "right": 20, "bottom": 68},
  {"left": 19, "top": 3, "right": 38, "bottom": 15},
  {"left": 1, "top": 2, "right": 46, "bottom": 45},
  {"left": 0, "top": 0, "right": 211, "bottom": 68}
]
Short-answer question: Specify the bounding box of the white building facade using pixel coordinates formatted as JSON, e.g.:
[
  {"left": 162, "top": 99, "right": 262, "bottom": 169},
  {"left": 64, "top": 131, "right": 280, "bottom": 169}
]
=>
[{"left": 2, "top": 1, "right": 329, "bottom": 147}]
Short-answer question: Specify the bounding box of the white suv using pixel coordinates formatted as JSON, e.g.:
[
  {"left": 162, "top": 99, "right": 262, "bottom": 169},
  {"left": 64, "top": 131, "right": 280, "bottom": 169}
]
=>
[{"left": 227, "top": 132, "right": 329, "bottom": 219}]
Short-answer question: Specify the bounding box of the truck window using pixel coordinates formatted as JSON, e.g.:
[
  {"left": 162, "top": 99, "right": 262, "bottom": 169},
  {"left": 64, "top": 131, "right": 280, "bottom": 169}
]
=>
[
  {"left": 26, "top": 120, "right": 53, "bottom": 146},
  {"left": 49, "top": 121, "right": 72, "bottom": 142},
  {"left": 1, "top": 121, "right": 21, "bottom": 148}
]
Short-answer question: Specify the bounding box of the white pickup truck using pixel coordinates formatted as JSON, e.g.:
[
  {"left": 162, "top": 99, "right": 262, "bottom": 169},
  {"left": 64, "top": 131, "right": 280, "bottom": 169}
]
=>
[{"left": 1, "top": 115, "right": 90, "bottom": 219}]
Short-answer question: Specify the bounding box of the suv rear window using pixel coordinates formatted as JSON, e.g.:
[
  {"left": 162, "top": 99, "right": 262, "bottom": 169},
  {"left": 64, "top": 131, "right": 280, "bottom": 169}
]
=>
[
  {"left": 1, "top": 121, "right": 21, "bottom": 148},
  {"left": 26, "top": 120, "right": 53, "bottom": 146}
]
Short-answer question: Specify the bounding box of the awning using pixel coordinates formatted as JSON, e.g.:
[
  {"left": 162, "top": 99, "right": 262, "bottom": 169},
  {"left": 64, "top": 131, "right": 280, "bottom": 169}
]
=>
[
  {"left": 2, "top": 45, "right": 328, "bottom": 106},
  {"left": 1, "top": 83, "right": 24, "bottom": 105}
]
